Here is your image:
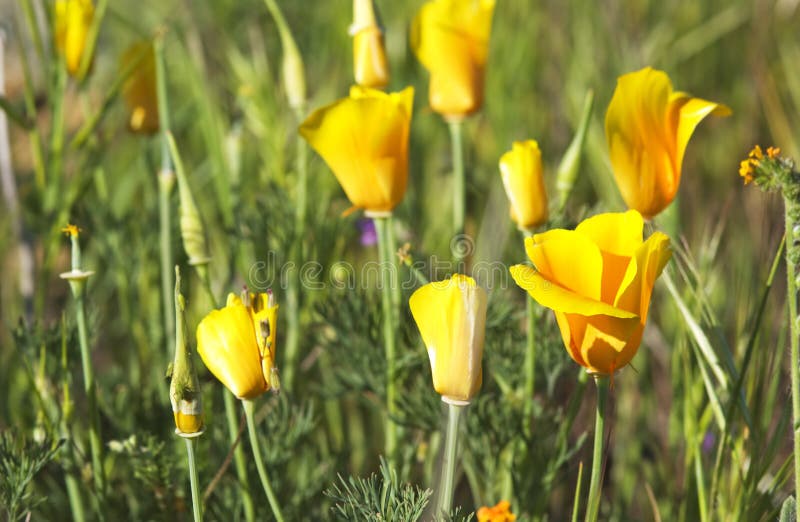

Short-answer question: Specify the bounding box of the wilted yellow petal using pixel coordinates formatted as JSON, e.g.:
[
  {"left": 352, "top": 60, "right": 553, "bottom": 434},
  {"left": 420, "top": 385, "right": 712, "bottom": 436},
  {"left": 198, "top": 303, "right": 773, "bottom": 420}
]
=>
[
  {"left": 300, "top": 87, "right": 413, "bottom": 213},
  {"left": 409, "top": 274, "right": 487, "bottom": 403},
  {"left": 499, "top": 140, "right": 549, "bottom": 230}
]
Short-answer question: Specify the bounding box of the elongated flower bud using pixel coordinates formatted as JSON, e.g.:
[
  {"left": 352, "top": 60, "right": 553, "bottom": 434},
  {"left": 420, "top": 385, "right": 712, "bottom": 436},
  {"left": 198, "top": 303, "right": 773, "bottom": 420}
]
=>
[
  {"left": 351, "top": 0, "right": 389, "bottom": 88},
  {"left": 166, "top": 133, "right": 211, "bottom": 267},
  {"left": 170, "top": 266, "right": 204, "bottom": 437},
  {"left": 265, "top": 0, "right": 306, "bottom": 109}
]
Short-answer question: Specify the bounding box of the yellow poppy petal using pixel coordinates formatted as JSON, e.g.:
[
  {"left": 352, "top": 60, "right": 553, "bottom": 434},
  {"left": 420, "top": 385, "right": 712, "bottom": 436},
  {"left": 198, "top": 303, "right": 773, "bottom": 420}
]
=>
[
  {"left": 524, "top": 230, "right": 603, "bottom": 301},
  {"left": 196, "top": 304, "right": 267, "bottom": 399},
  {"left": 409, "top": 274, "right": 487, "bottom": 402},
  {"left": 510, "top": 265, "right": 636, "bottom": 319},
  {"left": 672, "top": 96, "right": 731, "bottom": 170},
  {"left": 575, "top": 209, "right": 643, "bottom": 257},
  {"left": 614, "top": 231, "right": 672, "bottom": 320},
  {"left": 499, "top": 140, "right": 549, "bottom": 230},
  {"left": 300, "top": 87, "right": 413, "bottom": 212},
  {"left": 578, "top": 316, "right": 642, "bottom": 374}
]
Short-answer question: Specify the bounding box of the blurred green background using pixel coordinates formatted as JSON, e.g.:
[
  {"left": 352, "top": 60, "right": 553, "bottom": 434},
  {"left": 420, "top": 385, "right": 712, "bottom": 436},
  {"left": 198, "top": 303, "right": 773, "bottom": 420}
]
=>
[{"left": 0, "top": 0, "right": 798, "bottom": 520}]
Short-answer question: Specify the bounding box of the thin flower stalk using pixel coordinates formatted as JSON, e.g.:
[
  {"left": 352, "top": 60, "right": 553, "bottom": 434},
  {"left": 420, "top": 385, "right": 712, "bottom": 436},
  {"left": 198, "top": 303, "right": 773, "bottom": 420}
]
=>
[
  {"left": 59, "top": 226, "right": 105, "bottom": 499},
  {"left": 154, "top": 34, "right": 175, "bottom": 357},
  {"left": 374, "top": 216, "right": 399, "bottom": 461},
  {"left": 185, "top": 438, "right": 202, "bottom": 522},
  {"left": 242, "top": 400, "right": 285, "bottom": 522},
  {"left": 449, "top": 119, "right": 466, "bottom": 252},
  {"left": 436, "top": 402, "right": 465, "bottom": 519},
  {"left": 585, "top": 375, "right": 609, "bottom": 522}
]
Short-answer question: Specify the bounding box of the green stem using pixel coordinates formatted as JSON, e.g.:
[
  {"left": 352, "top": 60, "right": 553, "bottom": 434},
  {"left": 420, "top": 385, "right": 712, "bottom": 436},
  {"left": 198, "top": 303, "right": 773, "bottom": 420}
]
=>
[
  {"left": 523, "top": 295, "right": 536, "bottom": 434},
  {"left": 375, "top": 216, "right": 398, "bottom": 462},
  {"left": 242, "top": 400, "right": 286, "bottom": 522},
  {"left": 785, "top": 202, "right": 800, "bottom": 504},
  {"left": 155, "top": 34, "right": 176, "bottom": 359},
  {"left": 448, "top": 119, "right": 465, "bottom": 255},
  {"left": 223, "top": 392, "right": 256, "bottom": 522},
  {"left": 436, "top": 401, "right": 465, "bottom": 519},
  {"left": 571, "top": 462, "right": 585, "bottom": 522},
  {"left": 282, "top": 106, "right": 307, "bottom": 392},
  {"left": 184, "top": 437, "right": 203, "bottom": 522},
  {"left": 585, "top": 375, "right": 609, "bottom": 522},
  {"left": 74, "top": 291, "right": 106, "bottom": 498},
  {"left": 64, "top": 469, "right": 86, "bottom": 522}
]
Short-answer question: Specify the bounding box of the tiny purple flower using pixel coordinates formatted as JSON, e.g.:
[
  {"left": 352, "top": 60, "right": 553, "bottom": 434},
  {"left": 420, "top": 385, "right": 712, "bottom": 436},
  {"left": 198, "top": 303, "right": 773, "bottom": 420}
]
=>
[
  {"left": 358, "top": 218, "right": 378, "bottom": 246},
  {"left": 702, "top": 431, "right": 716, "bottom": 454}
]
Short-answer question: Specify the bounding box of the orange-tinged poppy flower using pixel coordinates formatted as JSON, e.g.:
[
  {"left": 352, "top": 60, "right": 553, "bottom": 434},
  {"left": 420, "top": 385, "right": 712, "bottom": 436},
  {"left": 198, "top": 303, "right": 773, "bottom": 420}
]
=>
[
  {"left": 299, "top": 86, "right": 413, "bottom": 215},
  {"left": 409, "top": 274, "right": 487, "bottom": 404},
  {"left": 54, "top": 0, "right": 94, "bottom": 76},
  {"left": 605, "top": 67, "right": 730, "bottom": 218},
  {"left": 510, "top": 210, "right": 672, "bottom": 375},
  {"left": 410, "top": 0, "right": 495, "bottom": 118},
  {"left": 121, "top": 42, "right": 159, "bottom": 134},
  {"left": 477, "top": 500, "right": 516, "bottom": 522},
  {"left": 351, "top": 0, "right": 389, "bottom": 88},
  {"left": 499, "top": 140, "right": 549, "bottom": 231},
  {"left": 196, "top": 292, "right": 279, "bottom": 400}
]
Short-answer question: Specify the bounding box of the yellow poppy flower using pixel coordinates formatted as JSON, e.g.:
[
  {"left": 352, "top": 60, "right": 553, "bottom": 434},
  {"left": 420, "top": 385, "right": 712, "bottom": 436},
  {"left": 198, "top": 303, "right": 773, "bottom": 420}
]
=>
[
  {"left": 54, "top": 0, "right": 94, "bottom": 76},
  {"left": 351, "top": 0, "right": 389, "bottom": 88},
  {"left": 499, "top": 140, "right": 549, "bottom": 231},
  {"left": 196, "top": 292, "right": 279, "bottom": 400},
  {"left": 605, "top": 67, "right": 730, "bottom": 218},
  {"left": 510, "top": 210, "right": 672, "bottom": 375},
  {"left": 121, "top": 42, "right": 159, "bottom": 134},
  {"left": 299, "top": 86, "right": 413, "bottom": 215},
  {"left": 409, "top": 274, "right": 487, "bottom": 404},
  {"left": 410, "top": 0, "right": 495, "bottom": 119},
  {"left": 477, "top": 500, "right": 516, "bottom": 522}
]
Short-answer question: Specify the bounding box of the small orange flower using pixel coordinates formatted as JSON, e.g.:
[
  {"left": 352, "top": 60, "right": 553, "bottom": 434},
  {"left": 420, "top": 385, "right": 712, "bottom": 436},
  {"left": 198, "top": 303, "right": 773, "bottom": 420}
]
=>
[{"left": 476, "top": 500, "right": 516, "bottom": 522}]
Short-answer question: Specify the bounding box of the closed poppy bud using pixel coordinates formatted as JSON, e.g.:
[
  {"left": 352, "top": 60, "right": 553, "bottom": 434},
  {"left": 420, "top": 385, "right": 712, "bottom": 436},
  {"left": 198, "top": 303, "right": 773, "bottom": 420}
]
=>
[
  {"left": 351, "top": 0, "right": 389, "bottom": 88},
  {"left": 499, "top": 140, "right": 549, "bottom": 231},
  {"left": 54, "top": 0, "right": 94, "bottom": 76},
  {"left": 121, "top": 42, "right": 159, "bottom": 134},
  {"left": 510, "top": 210, "right": 672, "bottom": 375},
  {"left": 410, "top": 0, "right": 495, "bottom": 119},
  {"left": 409, "top": 274, "right": 487, "bottom": 404},
  {"left": 169, "top": 267, "right": 204, "bottom": 437},
  {"left": 196, "top": 291, "right": 279, "bottom": 400},
  {"left": 299, "top": 86, "right": 413, "bottom": 215},
  {"left": 606, "top": 67, "right": 730, "bottom": 218}
]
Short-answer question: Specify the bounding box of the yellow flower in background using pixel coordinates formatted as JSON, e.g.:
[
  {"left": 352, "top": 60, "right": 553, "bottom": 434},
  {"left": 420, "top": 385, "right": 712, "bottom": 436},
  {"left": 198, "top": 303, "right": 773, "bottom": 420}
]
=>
[
  {"left": 121, "top": 42, "right": 159, "bottom": 134},
  {"left": 196, "top": 291, "right": 279, "bottom": 400},
  {"left": 499, "top": 140, "right": 549, "bottom": 231},
  {"left": 409, "top": 274, "right": 487, "bottom": 404},
  {"left": 351, "top": 0, "right": 389, "bottom": 89},
  {"left": 299, "top": 86, "right": 413, "bottom": 215},
  {"left": 477, "top": 500, "right": 516, "bottom": 522},
  {"left": 605, "top": 67, "right": 730, "bottom": 218},
  {"left": 55, "top": 0, "right": 94, "bottom": 76},
  {"left": 510, "top": 210, "right": 672, "bottom": 375},
  {"left": 410, "top": 0, "right": 495, "bottom": 119}
]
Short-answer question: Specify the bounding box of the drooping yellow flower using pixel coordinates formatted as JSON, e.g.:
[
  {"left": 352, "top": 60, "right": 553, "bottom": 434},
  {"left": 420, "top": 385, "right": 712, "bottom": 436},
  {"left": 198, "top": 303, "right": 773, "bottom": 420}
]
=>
[
  {"left": 196, "top": 291, "right": 279, "bottom": 400},
  {"left": 477, "top": 500, "right": 516, "bottom": 522},
  {"left": 510, "top": 210, "right": 672, "bottom": 375},
  {"left": 55, "top": 0, "right": 95, "bottom": 76},
  {"left": 605, "top": 67, "right": 730, "bottom": 218},
  {"left": 410, "top": 0, "right": 495, "bottom": 119},
  {"left": 121, "top": 42, "right": 159, "bottom": 134},
  {"left": 299, "top": 86, "right": 413, "bottom": 215},
  {"left": 499, "top": 140, "right": 549, "bottom": 231},
  {"left": 351, "top": 0, "right": 389, "bottom": 88},
  {"left": 409, "top": 274, "right": 487, "bottom": 404}
]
